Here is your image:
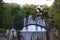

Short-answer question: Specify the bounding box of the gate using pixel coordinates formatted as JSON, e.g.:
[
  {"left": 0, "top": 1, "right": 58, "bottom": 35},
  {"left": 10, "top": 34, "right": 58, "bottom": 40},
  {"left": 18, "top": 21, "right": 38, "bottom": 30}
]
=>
[
  {"left": 19, "top": 32, "right": 46, "bottom": 40},
  {"left": 17, "top": 24, "right": 49, "bottom": 40}
]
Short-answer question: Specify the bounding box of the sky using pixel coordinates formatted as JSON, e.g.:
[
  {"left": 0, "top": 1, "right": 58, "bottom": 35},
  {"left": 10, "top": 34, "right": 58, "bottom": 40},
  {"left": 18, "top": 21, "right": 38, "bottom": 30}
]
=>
[{"left": 3, "top": 0, "right": 54, "bottom": 6}]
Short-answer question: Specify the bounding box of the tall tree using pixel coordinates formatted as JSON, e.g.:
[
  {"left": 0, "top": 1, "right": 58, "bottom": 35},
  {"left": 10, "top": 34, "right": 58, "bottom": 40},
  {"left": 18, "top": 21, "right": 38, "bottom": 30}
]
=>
[
  {"left": 22, "top": 4, "right": 37, "bottom": 19},
  {"left": 42, "top": 4, "right": 50, "bottom": 21},
  {"left": 2, "top": 3, "right": 14, "bottom": 29},
  {"left": 10, "top": 3, "right": 25, "bottom": 30},
  {"left": 48, "top": 0, "right": 60, "bottom": 30},
  {"left": 54, "top": 0, "right": 60, "bottom": 30},
  {"left": 0, "top": 0, "right": 4, "bottom": 28}
]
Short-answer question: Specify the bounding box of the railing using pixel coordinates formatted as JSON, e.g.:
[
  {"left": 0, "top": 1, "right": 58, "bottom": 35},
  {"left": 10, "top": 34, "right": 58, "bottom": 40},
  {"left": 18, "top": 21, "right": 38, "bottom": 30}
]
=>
[
  {"left": 25, "top": 24, "right": 49, "bottom": 30},
  {"left": 18, "top": 24, "right": 48, "bottom": 40},
  {"left": 0, "top": 33, "right": 7, "bottom": 40},
  {"left": 17, "top": 31, "right": 47, "bottom": 40}
]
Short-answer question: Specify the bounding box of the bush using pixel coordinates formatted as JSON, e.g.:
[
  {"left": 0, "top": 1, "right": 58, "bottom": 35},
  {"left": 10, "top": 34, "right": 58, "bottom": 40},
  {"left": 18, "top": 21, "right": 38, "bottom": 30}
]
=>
[{"left": 0, "top": 28, "right": 6, "bottom": 33}]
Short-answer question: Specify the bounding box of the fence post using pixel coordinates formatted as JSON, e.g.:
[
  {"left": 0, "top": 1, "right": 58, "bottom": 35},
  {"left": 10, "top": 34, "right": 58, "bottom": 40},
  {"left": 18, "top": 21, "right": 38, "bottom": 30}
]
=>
[{"left": 17, "top": 30, "right": 21, "bottom": 40}]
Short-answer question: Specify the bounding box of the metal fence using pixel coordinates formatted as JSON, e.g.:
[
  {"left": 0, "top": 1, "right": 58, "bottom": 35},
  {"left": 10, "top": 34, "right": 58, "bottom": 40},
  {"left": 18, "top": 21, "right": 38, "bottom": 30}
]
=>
[
  {"left": 19, "top": 31, "right": 46, "bottom": 40},
  {"left": 0, "top": 33, "right": 7, "bottom": 40}
]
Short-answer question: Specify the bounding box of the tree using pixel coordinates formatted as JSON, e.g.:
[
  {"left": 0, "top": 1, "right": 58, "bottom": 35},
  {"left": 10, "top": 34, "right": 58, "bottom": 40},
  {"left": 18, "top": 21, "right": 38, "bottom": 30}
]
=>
[
  {"left": 10, "top": 3, "right": 25, "bottom": 30},
  {"left": 48, "top": 0, "right": 60, "bottom": 31},
  {"left": 22, "top": 4, "right": 37, "bottom": 19},
  {"left": 42, "top": 4, "right": 50, "bottom": 22},
  {"left": 2, "top": 3, "right": 14, "bottom": 29},
  {"left": 0, "top": 0, "right": 4, "bottom": 28},
  {"left": 53, "top": 0, "right": 60, "bottom": 30}
]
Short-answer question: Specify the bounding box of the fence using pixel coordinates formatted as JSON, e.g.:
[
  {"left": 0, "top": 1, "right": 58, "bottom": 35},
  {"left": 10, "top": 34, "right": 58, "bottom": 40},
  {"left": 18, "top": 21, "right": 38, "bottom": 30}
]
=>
[
  {"left": 0, "top": 33, "right": 7, "bottom": 40},
  {"left": 17, "top": 31, "right": 47, "bottom": 40}
]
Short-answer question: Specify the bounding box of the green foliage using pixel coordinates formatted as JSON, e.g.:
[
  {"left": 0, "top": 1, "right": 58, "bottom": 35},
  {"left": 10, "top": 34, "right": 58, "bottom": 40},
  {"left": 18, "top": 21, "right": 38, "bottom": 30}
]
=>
[
  {"left": 53, "top": 0, "right": 60, "bottom": 13},
  {"left": 11, "top": 3, "right": 21, "bottom": 15},
  {"left": 0, "top": 28, "right": 6, "bottom": 33},
  {"left": 43, "top": 4, "right": 50, "bottom": 12},
  {"left": 42, "top": 4, "right": 50, "bottom": 21},
  {"left": 2, "top": 3, "right": 14, "bottom": 28},
  {"left": 50, "top": 0, "right": 60, "bottom": 31},
  {"left": 1, "top": 3, "right": 38, "bottom": 29},
  {"left": 22, "top": 4, "right": 37, "bottom": 18},
  {"left": 54, "top": 13, "right": 60, "bottom": 30},
  {"left": 0, "top": 0, "right": 4, "bottom": 28},
  {"left": 0, "top": 1, "right": 50, "bottom": 30}
]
